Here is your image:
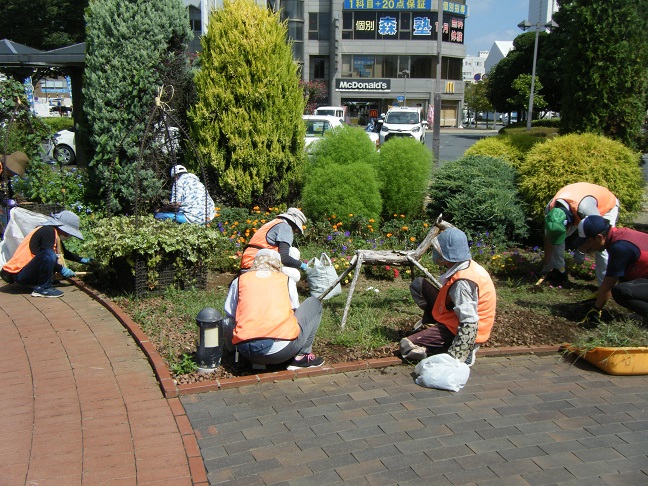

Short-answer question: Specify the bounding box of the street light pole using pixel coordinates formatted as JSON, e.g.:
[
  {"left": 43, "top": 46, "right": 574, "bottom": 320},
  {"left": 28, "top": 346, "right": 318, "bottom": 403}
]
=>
[
  {"left": 432, "top": 0, "right": 442, "bottom": 166},
  {"left": 399, "top": 69, "right": 410, "bottom": 105}
]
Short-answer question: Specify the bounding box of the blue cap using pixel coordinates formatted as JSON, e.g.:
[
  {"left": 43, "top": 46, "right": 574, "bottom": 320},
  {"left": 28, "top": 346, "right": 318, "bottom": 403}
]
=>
[{"left": 434, "top": 227, "right": 471, "bottom": 263}]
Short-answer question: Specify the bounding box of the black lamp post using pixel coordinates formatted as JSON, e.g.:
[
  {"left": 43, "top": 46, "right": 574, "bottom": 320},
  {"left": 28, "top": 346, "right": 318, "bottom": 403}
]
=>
[{"left": 195, "top": 307, "right": 223, "bottom": 371}]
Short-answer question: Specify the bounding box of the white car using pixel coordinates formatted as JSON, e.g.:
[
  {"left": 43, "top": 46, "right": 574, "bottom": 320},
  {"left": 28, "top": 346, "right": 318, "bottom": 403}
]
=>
[
  {"left": 303, "top": 115, "right": 379, "bottom": 150},
  {"left": 47, "top": 126, "right": 181, "bottom": 165},
  {"left": 379, "top": 107, "right": 427, "bottom": 145},
  {"left": 50, "top": 128, "right": 77, "bottom": 165}
]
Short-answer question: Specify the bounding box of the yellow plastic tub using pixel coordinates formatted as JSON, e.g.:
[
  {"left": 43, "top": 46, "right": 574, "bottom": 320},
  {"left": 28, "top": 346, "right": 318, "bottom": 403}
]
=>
[{"left": 576, "top": 347, "right": 648, "bottom": 376}]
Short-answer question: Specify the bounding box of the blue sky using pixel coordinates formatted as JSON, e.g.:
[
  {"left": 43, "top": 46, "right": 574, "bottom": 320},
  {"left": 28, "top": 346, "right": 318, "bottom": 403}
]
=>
[{"left": 464, "top": 0, "right": 529, "bottom": 56}]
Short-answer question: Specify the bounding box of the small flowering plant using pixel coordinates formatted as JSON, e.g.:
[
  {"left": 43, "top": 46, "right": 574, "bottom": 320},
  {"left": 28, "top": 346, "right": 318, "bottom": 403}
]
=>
[{"left": 364, "top": 264, "right": 401, "bottom": 281}]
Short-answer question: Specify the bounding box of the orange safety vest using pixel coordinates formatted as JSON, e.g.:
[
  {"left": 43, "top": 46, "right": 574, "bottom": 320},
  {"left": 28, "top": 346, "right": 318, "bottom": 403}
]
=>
[
  {"left": 550, "top": 183, "right": 617, "bottom": 226},
  {"left": 432, "top": 261, "right": 496, "bottom": 343},
  {"left": 2, "top": 227, "right": 63, "bottom": 274},
  {"left": 232, "top": 271, "right": 299, "bottom": 344},
  {"left": 240, "top": 219, "right": 286, "bottom": 270}
]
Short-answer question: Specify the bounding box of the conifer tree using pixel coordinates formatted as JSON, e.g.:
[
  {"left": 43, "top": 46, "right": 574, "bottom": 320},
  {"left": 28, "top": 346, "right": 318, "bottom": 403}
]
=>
[
  {"left": 189, "top": 0, "right": 305, "bottom": 207},
  {"left": 83, "top": 0, "right": 192, "bottom": 213}
]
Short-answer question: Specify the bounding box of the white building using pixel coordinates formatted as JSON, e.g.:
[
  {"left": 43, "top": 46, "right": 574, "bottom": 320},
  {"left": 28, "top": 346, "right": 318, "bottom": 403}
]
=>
[
  {"left": 463, "top": 51, "right": 488, "bottom": 84},
  {"left": 528, "top": 0, "right": 558, "bottom": 31},
  {"left": 484, "top": 41, "right": 514, "bottom": 74}
]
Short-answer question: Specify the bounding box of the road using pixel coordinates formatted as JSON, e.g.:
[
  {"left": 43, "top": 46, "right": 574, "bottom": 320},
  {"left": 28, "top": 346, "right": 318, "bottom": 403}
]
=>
[{"left": 425, "top": 126, "right": 500, "bottom": 163}]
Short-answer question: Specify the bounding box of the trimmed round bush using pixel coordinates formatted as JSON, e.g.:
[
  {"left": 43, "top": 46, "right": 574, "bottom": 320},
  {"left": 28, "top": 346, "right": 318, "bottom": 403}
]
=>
[
  {"left": 463, "top": 136, "right": 525, "bottom": 168},
  {"left": 308, "top": 124, "right": 379, "bottom": 169},
  {"left": 377, "top": 137, "right": 432, "bottom": 219},
  {"left": 427, "top": 155, "right": 528, "bottom": 246},
  {"left": 518, "top": 133, "right": 644, "bottom": 225},
  {"left": 301, "top": 162, "right": 382, "bottom": 225}
]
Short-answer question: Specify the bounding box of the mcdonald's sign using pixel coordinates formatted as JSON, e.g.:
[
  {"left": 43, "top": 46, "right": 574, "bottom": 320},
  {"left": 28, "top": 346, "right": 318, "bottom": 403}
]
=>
[{"left": 445, "top": 81, "right": 455, "bottom": 93}]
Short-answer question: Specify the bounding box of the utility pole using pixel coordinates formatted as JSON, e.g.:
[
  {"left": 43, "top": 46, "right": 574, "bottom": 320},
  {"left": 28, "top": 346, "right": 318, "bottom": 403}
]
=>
[{"left": 432, "top": 0, "right": 442, "bottom": 167}]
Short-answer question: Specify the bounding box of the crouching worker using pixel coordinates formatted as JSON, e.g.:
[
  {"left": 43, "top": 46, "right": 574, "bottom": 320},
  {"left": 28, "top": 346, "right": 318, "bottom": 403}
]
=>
[
  {"left": 225, "top": 249, "right": 325, "bottom": 369},
  {"left": 400, "top": 227, "right": 496, "bottom": 367},
  {"left": 1, "top": 211, "right": 90, "bottom": 298}
]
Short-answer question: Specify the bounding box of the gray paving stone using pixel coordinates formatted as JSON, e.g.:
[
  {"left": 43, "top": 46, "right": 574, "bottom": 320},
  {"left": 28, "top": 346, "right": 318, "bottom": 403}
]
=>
[{"left": 522, "top": 466, "right": 576, "bottom": 485}]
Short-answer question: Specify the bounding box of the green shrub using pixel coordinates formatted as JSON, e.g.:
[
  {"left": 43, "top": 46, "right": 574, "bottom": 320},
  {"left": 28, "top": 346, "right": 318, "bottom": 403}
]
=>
[
  {"left": 41, "top": 117, "right": 74, "bottom": 133},
  {"left": 301, "top": 162, "right": 382, "bottom": 226},
  {"left": 377, "top": 137, "right": 431, "bottom": 219},
  {"left": 517, "top": 133, "right": 644, "bottom": 225},
  {"left": 427, "top": 155, "right": 528, "bottom": 246},
  {"left": 532, "top": 118, "right": 561, "bottom": 128},
  {"left": 463, "top": 136, "right": 525, "bottom": 167},
  {"left": 308, "top": 125, "right": 379, "bottom": 169},
  {"left": 12, "top": 164, "right": 92, "bottom": 209}
]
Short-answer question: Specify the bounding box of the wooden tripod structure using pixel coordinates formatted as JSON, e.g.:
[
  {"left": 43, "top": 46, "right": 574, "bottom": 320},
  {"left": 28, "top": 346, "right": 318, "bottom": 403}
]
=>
[{"left": 318, "top": 215, "right": 453, "bottom": 328}]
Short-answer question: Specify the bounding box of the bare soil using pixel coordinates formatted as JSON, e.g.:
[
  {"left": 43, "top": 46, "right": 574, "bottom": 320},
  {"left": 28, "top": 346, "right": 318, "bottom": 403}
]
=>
[{"left": 139, "top": 271, "right": 595, "bottom": 385}]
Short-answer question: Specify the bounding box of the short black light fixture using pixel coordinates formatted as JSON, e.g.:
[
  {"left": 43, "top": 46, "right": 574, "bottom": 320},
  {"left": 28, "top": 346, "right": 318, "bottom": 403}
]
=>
[{"left": 195, "top": 307, "right": 223, "bottom": 371}]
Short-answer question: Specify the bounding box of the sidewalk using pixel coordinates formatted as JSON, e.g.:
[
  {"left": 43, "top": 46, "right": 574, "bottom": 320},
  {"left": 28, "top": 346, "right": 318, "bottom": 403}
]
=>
[
  {"left": 0, "top": 282, "right": 204, "bottom": 485},
  {"left": 3, "top": 276, "right": 648, "bottom": 485}
]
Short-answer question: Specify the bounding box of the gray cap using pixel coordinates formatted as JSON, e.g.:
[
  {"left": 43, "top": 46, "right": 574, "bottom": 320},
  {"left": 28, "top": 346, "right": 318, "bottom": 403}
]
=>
[{"left": 433, "top": 227, "right": 471, "bottom": 263}]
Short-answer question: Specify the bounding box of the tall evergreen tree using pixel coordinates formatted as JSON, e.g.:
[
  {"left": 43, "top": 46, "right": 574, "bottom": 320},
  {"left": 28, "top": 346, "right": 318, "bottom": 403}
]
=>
[
  {"left": 83, "top": 0, "right": 192, "bottom": 213},
  {"left": 189, "top": 0, "right": 305, "bottom": 207},
  {"left": 556, "top": 0, "right": 648, "bottom": 147}
]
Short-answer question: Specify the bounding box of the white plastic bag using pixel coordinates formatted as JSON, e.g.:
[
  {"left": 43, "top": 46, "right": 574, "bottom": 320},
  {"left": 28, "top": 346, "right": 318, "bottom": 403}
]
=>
[
  {"left": 414, "top": 353, "right": 470, "bottom": 392},
  {"left": 306, "top": 253, "right": 342, "bottom": 300},
  {"left": 0, "top": 207, "right": 52, "bottom": 265}
]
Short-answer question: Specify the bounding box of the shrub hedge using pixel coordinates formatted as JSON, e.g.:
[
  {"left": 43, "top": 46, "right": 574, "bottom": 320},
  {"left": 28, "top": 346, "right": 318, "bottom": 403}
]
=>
[
  {"left": 427, "top": 155, "right": 528, "bottom": 246},
  {"left": 517, "top": 133, "right": 644, "bottom": 225}
]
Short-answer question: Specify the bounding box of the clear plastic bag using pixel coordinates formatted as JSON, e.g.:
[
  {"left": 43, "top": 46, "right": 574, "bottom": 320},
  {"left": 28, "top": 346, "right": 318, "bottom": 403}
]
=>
[{"left": 306, "top": 253, "right": 341, "bottom": 300}]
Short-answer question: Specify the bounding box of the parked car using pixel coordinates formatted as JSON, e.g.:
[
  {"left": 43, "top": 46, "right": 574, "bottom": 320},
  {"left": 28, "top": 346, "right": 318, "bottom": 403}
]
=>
[
  {"left": 314, "top": 106, "right": 347, "bottom": 123},
  {"left": 379, "top": 106, "right": 427, "bottom": 145},
  {"left": 49, "top": 128, "right": 76, "bottom": 165},
  {"left": 46, "top": 125, "right": 181, "bottom": 165},
  {"left": 303, "top": 115, "right": 380, "bottom": 150}
]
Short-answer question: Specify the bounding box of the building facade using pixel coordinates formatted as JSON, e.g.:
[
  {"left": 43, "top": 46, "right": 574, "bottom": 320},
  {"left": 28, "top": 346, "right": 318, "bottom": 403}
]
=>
[
  {"left": 186, "top": 0, "right": 467, "bottom": 127},
  {"left": 463, "top": 50, "right": 488, "bottom": 84}
]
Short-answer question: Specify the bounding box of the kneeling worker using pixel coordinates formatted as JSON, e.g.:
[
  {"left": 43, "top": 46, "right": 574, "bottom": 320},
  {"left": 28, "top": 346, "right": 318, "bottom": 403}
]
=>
[
  {"left": 225, "top": 249, "right": 324, "bottom": 369},
  {"left": 576, "top": 215, "right": 648, "bottom": 327},
  {"left": 1, "top": 211, "right": 90, "bottom": 298},
  {"left": 400, "top": 227, "right": 497, "bottom": 367}
]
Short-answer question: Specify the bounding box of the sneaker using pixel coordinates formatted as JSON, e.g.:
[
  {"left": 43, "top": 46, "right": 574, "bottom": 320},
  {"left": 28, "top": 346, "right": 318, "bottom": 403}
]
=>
[
  {"left": 31, "top": 287, "right": 64, "bottom": 298},
  {"left": 287, "top": 353, "right": 324, "bottom": 370},
  {"left": 465, "top": 345, "right": 480, "bottom": 367},
  {"left": 400, "top": 338, "right": 427, "bottom": 361}
]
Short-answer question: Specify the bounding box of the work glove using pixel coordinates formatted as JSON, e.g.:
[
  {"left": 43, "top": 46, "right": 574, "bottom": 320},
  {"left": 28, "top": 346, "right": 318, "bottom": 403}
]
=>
[
  {"left": 80, "top": 257, "right": 93, "bottom": 265},
  {"left": 578, "top": 307, "right": 602, "bottom": 329},
  {"left": 60, "top": 267, "right": 76, "bottom": 278},
  {"left": 573, "top": 251, "right": 585, "bottom": 265},
  {"left": 540, "top": 264, "right": 552, "bottom": 277},
  {"left": 300, "top": 262, "right": 308, "bottom": 271}
]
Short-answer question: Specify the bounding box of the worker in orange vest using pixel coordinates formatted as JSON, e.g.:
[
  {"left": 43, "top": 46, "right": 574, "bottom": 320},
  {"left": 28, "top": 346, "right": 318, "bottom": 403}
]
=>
[
  {"left": 400, "top": 227, "right": 496, "bottom": 367},
  {"left": 543, "top": 183, "right": 619, "bottom": 286}
]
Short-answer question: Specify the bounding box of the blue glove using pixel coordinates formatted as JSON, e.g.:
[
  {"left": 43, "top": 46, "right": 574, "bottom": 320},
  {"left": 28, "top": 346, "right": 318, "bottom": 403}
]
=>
[
  {"left": 300, "top": 262, "right": 308, "bottom": 271},
  {"left": 80, "top": 257, "right": 93, "bottom": 264},
  {"left": 60, "top": 267, "right": 76, "bottom": 278}
]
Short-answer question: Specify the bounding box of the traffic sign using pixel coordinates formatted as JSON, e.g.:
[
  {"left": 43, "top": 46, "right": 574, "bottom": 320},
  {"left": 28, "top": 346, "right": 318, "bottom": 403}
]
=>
[
  {"left": 396, "top": 96, "right": 405, "bottom": 102},
  {"left": 474, "top": 74, "right": 481, "bottom": 81}
]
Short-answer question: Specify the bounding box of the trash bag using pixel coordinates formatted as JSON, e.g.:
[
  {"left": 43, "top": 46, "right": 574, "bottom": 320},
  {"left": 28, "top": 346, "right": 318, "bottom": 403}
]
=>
[
  {"left": 306, "top": 253, "right": 342, "bottom": 300},
  {"left": 414, "top": 353, "right": 470, "bottom": 392},
  {"left": 0, "top": 207, "right": 52, "bottom": 266}
]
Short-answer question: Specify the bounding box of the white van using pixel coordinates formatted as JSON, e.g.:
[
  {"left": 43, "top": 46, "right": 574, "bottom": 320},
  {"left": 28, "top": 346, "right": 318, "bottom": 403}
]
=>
[{"left": 314, "top": 106, "right": 347, "bottom": 122}]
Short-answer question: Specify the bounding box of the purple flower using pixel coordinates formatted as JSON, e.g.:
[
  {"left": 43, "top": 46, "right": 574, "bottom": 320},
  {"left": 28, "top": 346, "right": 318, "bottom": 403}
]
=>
[
  {"left": 327, "top": 235, "right": 333, "bottom": 241},
  {"left": 344, "top": 231, "right": 350, "bottom": 237}
]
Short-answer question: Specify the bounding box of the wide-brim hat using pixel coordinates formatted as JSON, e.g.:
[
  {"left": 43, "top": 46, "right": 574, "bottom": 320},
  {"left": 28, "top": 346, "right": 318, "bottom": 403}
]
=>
[
  {"left": 278, "top": 208, "right": 307, "bottom": 234},
  {"left": 48, "top": 210, "right": 83, "bottom": 240},
  {"left": 3, "top": 151, "right": 29, "bottom": 178}
]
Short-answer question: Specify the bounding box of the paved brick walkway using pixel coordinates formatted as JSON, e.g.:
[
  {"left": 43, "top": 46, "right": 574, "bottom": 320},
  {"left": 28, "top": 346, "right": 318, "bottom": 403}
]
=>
[
  {"left": 182, "top": 354, "right": 648, "bottom": 485},
  {"left": 0, "top": 283, "right": 197, "bottom": 485}
]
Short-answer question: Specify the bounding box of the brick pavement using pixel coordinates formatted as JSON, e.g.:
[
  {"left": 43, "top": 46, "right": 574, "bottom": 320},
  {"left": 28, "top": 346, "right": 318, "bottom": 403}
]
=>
[
  {"left": 182, "top": 354, "right": 648, "bottom": 485},
  {"left": 0, "top": 282, "right": 201, "bottom": 485}
]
